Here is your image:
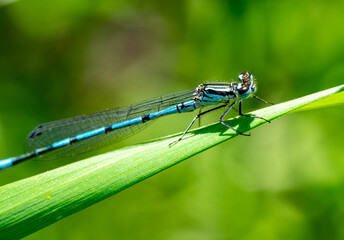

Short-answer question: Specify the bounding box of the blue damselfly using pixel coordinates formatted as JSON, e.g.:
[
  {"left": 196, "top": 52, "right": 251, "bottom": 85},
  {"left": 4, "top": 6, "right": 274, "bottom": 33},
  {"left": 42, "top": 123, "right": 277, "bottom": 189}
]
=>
[{"left": 0, "top": 72, "right": 272, "bottom": 169}]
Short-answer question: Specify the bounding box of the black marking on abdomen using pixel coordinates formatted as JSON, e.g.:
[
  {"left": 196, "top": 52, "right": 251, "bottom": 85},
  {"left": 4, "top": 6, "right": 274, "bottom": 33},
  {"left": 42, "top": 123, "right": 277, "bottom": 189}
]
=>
[
  {"left": 142, "top": 115, "right": 150, "bottom": 123},
  {"left": 179, "top": 103, "right": 186, "bottom": 110},
  {"left": 176, "top": 105, "right": 181, "bottom": 113},
  {"left": 104, "top": 126, "right": 112, "bottom": 133},
  {"left": 70, "top": 138, "right": 78, "bottom": 144}
]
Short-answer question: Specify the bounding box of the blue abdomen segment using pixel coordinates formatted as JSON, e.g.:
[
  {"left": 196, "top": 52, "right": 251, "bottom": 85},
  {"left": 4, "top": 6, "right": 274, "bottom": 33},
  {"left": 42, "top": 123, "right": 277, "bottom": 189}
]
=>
[
  {"left": 76, "top": 128, "right": 106, "bottom": 141},
  {"left": 111, "top": 117, "right": 143, "bottom": 130},
  {"left": 52, "top": 138, "right": 72, "bottom": 148},
  {"left": 0, "top": 158, "right": 13, "bottom": 170},
  {"left": 146, "top": 105, "right": 180, "bottom": 119}
]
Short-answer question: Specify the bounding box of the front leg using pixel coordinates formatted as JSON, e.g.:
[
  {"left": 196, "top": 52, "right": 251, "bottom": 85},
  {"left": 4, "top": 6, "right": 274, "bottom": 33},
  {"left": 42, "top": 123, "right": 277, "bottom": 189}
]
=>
[
  {"left": 219, "top": 99, "right": 250, "bottom": 136},
  {"left": 238, "top": 99, "right": 270, "bottom": 123}
]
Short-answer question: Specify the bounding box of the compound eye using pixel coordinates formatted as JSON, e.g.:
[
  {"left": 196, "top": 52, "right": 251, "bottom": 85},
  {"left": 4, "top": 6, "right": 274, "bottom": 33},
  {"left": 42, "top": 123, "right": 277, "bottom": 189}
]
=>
[
  {"left": 238, "top": 73, "right": 244, "bottom": 82},
  {"left": 238, "top": 87, "right": 249, "bottom": 95},
  {"left": 238, "top": 72, "right": 251, "bottom": 82}
]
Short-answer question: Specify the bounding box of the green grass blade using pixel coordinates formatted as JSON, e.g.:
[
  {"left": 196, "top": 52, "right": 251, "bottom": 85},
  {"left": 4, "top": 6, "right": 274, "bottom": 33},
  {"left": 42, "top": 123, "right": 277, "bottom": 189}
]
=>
[{"left": 0, "top": 84, "right": 343, "bottom": 239}]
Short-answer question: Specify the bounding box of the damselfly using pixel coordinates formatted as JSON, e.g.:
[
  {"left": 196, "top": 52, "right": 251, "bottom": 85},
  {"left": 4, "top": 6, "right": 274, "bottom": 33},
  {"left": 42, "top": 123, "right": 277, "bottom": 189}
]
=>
[{"left": 0, "top": 72, "right": 272, "bottom": 170}]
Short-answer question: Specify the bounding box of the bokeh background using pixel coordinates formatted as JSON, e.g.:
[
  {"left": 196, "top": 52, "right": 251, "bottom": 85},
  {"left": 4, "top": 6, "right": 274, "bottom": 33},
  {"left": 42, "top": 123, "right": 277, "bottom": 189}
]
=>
[{"left": 0, "top": 0, "right": 343, "bottom": 239}]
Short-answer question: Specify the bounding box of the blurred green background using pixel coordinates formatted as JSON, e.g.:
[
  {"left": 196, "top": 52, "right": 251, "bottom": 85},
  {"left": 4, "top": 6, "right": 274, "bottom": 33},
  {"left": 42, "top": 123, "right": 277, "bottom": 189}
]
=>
[{"left": 0, "top": 0, "right": 343, "bottom": 239}]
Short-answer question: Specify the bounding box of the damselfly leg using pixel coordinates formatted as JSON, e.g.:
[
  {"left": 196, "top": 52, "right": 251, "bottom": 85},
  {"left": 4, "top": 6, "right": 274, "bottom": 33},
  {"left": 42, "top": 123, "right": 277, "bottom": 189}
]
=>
[
  {"left": 238, "top": 99, "right": 271, "bottom": 123},
  {"left": 169, "top": 104, "right": 227, "bottom": 146},
  {"left": 218, "top": 99, "right": 251, "bottom": 136}
]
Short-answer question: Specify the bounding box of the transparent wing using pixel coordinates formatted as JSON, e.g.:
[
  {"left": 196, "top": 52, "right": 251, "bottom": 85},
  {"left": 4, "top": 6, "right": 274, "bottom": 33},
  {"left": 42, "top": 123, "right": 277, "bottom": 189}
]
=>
[{"left": 26, "top": 89, "right": 195, "bottom": 157}]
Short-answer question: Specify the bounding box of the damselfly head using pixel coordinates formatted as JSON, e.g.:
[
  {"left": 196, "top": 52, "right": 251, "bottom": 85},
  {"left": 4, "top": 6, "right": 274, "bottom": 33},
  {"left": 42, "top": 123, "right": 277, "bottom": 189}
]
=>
[{"left": 237, "top": 72, "right": 257, "bottom": 99}]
